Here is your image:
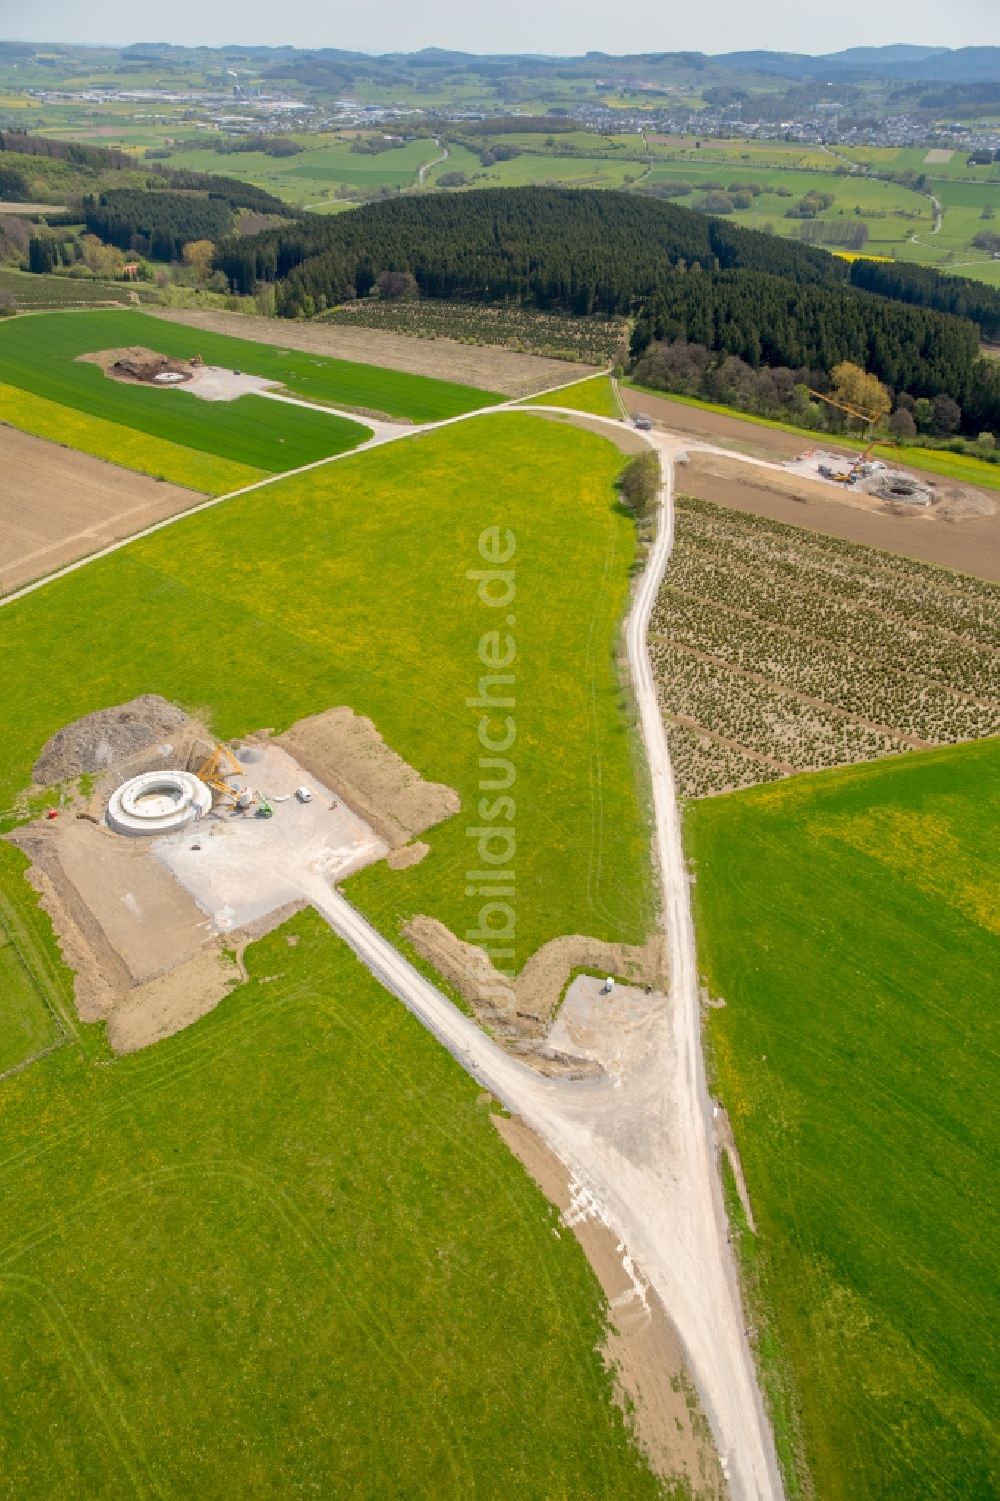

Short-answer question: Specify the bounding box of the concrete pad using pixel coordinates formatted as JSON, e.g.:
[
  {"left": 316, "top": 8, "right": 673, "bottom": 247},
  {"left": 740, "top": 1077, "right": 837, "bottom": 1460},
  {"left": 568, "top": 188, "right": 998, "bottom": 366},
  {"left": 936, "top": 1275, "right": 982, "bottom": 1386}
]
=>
[{"left": 153, "top": 743, "right": 388, "bottom": 933}]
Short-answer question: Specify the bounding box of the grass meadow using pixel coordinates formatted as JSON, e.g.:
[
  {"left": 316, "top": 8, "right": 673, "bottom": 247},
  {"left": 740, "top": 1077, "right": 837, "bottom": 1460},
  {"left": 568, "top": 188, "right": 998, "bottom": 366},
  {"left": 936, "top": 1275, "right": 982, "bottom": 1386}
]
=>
[
  {"left": 642, "top": 162, "right": 931, "bottom": 250},
  {"left": 162, "top": 137, "right": 442, "bottom": 202},
  {"left": 687, "top": 740, "right": 1000, "bottom": 1500},
  {"left": 0, "top": 909, "right": 664, "bottom": 1498},
  {"left": 0, "top": 312, "right": 373, "bottom": 473},
  {"left": 0, "top": 309, "right": 495, "bottom": 438},
  {"left": 0, "top": 413, "right": 652, "bottom": 970},
  {"left": 524, "top": 375, "right": 620, "bottom": 418},
  {"left": 0, "top": 409, "right": 662, "bottom": 1494}
]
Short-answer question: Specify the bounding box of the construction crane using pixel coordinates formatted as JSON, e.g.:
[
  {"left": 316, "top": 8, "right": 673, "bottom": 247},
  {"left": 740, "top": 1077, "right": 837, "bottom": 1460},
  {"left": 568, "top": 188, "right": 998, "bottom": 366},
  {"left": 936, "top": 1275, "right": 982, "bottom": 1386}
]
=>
[
  {"left": 195, "top": 743, "right": 274, "bottom": 817},
  {"left": 807, "top": 387, "right": 880, "bottom": 435},
  {"left": 195, "top": 743, "right": 245, "bottom": 803},
  {"left": 807, "top": 389, "right": 883, "bottom": 483}
]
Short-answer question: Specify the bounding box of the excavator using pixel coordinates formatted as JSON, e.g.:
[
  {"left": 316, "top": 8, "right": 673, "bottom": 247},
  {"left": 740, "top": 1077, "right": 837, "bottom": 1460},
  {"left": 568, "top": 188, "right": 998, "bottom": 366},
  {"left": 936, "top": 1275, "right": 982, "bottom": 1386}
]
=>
[{"left": 194, "top": 743, "right": 273, "bottom": 817}]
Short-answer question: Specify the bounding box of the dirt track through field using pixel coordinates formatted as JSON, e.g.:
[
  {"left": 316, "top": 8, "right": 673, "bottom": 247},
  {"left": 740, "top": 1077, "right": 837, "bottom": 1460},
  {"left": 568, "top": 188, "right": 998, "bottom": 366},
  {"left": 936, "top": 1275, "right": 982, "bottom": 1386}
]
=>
[
  {"left": 0, "top": 426, "right": 204, "bottom": 591},
  {"left": 150, "top": 307, "right": 600, "bottom": 396}
]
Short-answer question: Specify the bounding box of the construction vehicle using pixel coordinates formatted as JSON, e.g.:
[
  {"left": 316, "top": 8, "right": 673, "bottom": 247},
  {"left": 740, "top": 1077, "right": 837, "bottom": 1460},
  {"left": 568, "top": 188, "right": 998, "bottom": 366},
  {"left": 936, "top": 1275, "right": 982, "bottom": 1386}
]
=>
[
  {"left": 806, "top": 390, "right": 883, "bottom": 483},
  {"left": 195, "top": 744, "right": 275, "bottom": 817}
]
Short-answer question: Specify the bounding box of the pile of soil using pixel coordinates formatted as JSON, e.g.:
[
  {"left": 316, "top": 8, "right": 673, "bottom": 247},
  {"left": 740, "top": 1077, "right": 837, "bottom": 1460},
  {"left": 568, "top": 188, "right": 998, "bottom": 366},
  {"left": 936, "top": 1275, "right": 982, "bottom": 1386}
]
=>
[
  {"left": 33, "top": 695, "right": 188, "bottom": 786},
  {"left": 276, "top": 707, "right": 459, "bottom": 847},
  {"left": 77, "top": 346, "right": 197, "bottom": 386}
]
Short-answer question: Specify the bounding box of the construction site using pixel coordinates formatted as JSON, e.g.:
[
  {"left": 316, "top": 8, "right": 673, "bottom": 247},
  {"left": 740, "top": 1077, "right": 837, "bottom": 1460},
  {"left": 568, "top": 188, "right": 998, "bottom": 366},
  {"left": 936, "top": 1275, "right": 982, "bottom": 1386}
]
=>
[
  {"left": 8, "top": 692, "right": 666, "bottom": 1072},
  {"left": 7, "top": 696, "right": 461, "bottom": 1053}
]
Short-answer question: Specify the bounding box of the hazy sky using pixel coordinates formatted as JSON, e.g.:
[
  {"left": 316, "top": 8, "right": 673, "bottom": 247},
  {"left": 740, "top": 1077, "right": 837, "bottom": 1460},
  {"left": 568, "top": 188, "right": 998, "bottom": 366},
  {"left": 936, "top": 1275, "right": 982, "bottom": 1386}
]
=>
[{"left": 2, "top": 0, "right": 998, "bottom": 58}]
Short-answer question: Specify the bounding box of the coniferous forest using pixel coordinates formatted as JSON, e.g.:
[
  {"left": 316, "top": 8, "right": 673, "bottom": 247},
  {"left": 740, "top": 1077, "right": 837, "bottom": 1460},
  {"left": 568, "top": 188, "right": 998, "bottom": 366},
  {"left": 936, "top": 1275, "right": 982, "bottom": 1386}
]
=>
[{"left": 215, "top": 189, "right": 1000, "bottom": 432}]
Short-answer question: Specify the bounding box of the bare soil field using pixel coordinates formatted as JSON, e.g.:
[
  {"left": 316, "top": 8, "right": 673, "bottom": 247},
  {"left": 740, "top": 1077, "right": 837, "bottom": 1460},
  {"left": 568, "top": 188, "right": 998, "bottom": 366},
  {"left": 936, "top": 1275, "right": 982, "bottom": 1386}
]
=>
[
  {"left": 151, "top": 308, "right": 597, "bottom": 397},
  {"left": 9, "top": 817, "right": 212, "bottom": 1015},
  {"left": 495, "top": 1113, "right": 726, "bottom": 1500},
  {"left": 622, "top": 387, "right": 813, "bottom": 459},
  {"left": 679, "top": 455, "right": 1000, "bottom": 581},
  {"left": 0, "top": 426, "right": 203, "bottom": 591}
]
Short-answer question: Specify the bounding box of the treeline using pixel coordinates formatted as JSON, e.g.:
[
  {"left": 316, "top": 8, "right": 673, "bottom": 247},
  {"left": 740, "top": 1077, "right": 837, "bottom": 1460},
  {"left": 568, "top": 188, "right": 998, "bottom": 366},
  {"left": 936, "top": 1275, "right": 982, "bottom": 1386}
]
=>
[
  {"left": 847, "top": 258, "right": 1000, "bottom": 343},
  {"left": 82, "top": 190, "right": 235, "bottom": 261},
  {"left": 0, "top": 130, "right": 133, "bottom": 172},
  {"left": 148, "top": 170, "right": 291, "bottom": 215},
  {"left": 216, "top": 187, "right": 843, "bottom": 310},
  {"left": 631, "top": 271, "right": 980, "bottom": 408},
  {"left": 80, "top": 177, "right": 295, "bottom": 261}
]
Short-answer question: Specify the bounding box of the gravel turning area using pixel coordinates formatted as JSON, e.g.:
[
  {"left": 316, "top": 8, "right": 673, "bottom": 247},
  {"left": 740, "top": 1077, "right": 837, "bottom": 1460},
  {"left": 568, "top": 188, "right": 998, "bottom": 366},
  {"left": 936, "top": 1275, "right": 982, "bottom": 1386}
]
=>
[
  {"left": 149, "top": 307, "right": 596, "bottom": 397},
  {"left": 0, "top": 426, "right": 204, "bottom": 591}
]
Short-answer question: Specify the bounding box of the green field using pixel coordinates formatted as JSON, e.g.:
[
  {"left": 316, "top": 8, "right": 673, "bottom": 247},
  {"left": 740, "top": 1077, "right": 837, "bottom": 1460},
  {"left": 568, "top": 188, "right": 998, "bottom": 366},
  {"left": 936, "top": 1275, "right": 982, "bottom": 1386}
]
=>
[
  {"left": 687, "top": 741, "right": 1000, "bottom": 1499},
  {"left": 0, "top": 938, "right": 59, "bottom": 1075},
  {"left": 162, "top": 137, "right": 441, "bottom": 205},
  {"left": 0, "top": 865, "right": 73, "bottom": 1077},
  {"left": 0, "top": 310, "right": 494, "bottom": 435},
  {"left": 642, "top": 161, "right": 931, "bottom": 251},
  {"left": 0, "top": 907, "right": 663, "bottom": 1497},
  {"left": 0, "top": 407, "right": 662, "bottom": 1494},
  {"left": 0, "top": 413, "right": 651, "bottom": 971},
  {"left": 0, "top": 312, "right": 372, "bottom": 474},
  {"left": 524, "top": 375, "right": 619, "bottom": 418},
  {"left": 474, "top": 153, "right": 638, "bottom": 190},
  {"left": 0, "top": 381, "right": 264, "bottom": 493}
]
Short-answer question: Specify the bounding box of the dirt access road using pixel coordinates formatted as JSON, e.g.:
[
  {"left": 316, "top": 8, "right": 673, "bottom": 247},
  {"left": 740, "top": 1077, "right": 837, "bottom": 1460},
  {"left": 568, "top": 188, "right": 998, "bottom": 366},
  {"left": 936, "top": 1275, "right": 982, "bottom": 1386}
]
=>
[{"left": 149, "top": 413, "right": 781, "bottom": 1501}]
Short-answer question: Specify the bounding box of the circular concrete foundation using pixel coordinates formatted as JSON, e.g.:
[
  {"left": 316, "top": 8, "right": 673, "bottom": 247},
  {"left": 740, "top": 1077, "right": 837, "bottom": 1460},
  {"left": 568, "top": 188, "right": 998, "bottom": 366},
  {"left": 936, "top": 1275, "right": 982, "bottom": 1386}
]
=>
[{"left": 107, "top": 771, "right": 212, "bottom": 837}]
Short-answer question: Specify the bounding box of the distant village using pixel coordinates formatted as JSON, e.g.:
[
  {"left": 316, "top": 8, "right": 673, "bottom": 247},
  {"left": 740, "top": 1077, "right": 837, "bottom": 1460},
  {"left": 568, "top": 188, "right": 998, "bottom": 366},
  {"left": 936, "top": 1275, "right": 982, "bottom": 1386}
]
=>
[{"left": 19, "top": 83, "right": 1000, "bottom": 159}]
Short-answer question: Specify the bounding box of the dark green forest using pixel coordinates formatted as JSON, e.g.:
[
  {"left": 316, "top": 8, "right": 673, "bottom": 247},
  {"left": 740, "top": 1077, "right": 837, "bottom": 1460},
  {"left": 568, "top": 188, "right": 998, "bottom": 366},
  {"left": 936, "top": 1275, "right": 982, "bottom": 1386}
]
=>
[
  {"left": 82, "top": 190, "right": 234, "bottom": 261},
  {"left": 848, "top": 258, "right": 1000, "bottom": 342},
  {"left": 215, "top": 188, "right": 999, "bottom": 432}
]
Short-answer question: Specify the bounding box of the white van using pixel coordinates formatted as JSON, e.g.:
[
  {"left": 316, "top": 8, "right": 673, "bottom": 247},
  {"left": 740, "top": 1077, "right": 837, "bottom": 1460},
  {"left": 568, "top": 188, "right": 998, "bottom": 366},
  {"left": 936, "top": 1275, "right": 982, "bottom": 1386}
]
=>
[{"left": 295, "top": 786, "right": 312, "bottom": 804}]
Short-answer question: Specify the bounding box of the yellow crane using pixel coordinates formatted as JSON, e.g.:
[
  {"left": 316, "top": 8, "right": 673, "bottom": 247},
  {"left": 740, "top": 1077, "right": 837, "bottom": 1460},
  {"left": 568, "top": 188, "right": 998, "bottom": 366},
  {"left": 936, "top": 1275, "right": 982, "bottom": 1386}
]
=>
[
  {"left": 807, "top": 388, "right": 881, "bottom": 482},
  {"left": 807, "top": 387, "right": 880, "bottom": 434},
  {"left": 194, "top": 743, "right": 273, "bottom": 817},
  {"left": 195, "top": 743, "right": 245, "bottom": 803}
]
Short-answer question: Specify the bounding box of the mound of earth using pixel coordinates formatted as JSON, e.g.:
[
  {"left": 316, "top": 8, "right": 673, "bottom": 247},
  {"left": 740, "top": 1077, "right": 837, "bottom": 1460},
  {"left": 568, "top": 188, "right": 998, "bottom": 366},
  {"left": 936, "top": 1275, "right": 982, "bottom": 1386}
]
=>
[
  {"left": 77, "top": 346, "right": 196, "bottom": 385},
  {"left": 32, "top": 695, "right": 188, "bottom": 786},
  {"left": 276, "top": 707, "right": 459, "bottom": 847},
  {"left": 404, "top": 913, "right": 665, "bottom": 1064}
]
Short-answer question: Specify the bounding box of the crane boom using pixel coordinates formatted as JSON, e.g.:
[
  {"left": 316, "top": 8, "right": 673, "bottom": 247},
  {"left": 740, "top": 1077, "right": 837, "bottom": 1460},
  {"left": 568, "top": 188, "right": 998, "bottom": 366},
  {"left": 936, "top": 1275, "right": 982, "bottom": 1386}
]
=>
[{"left": 807, "top": 387, "right": 879, "bottom": 431}]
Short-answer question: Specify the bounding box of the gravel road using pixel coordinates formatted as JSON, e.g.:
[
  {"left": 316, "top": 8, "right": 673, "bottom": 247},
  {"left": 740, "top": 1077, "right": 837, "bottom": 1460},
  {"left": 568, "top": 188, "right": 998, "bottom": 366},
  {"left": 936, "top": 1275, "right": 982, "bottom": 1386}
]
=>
[{"left": 294, "top": 428, "right": 783, "bottom": 1500}]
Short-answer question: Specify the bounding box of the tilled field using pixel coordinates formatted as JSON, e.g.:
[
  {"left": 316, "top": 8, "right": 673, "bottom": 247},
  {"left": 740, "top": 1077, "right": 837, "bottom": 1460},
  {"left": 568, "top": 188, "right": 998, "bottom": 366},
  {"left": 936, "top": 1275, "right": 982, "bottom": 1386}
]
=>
[
  {"left": 0, "top": 426, "right": 204, "bottom": 592},
  {"left": 653, "top": 497, "right": 1000, "bottom": 797},
  {"left": 152, "top": 306, "right": 590, "bottom": 397}
]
